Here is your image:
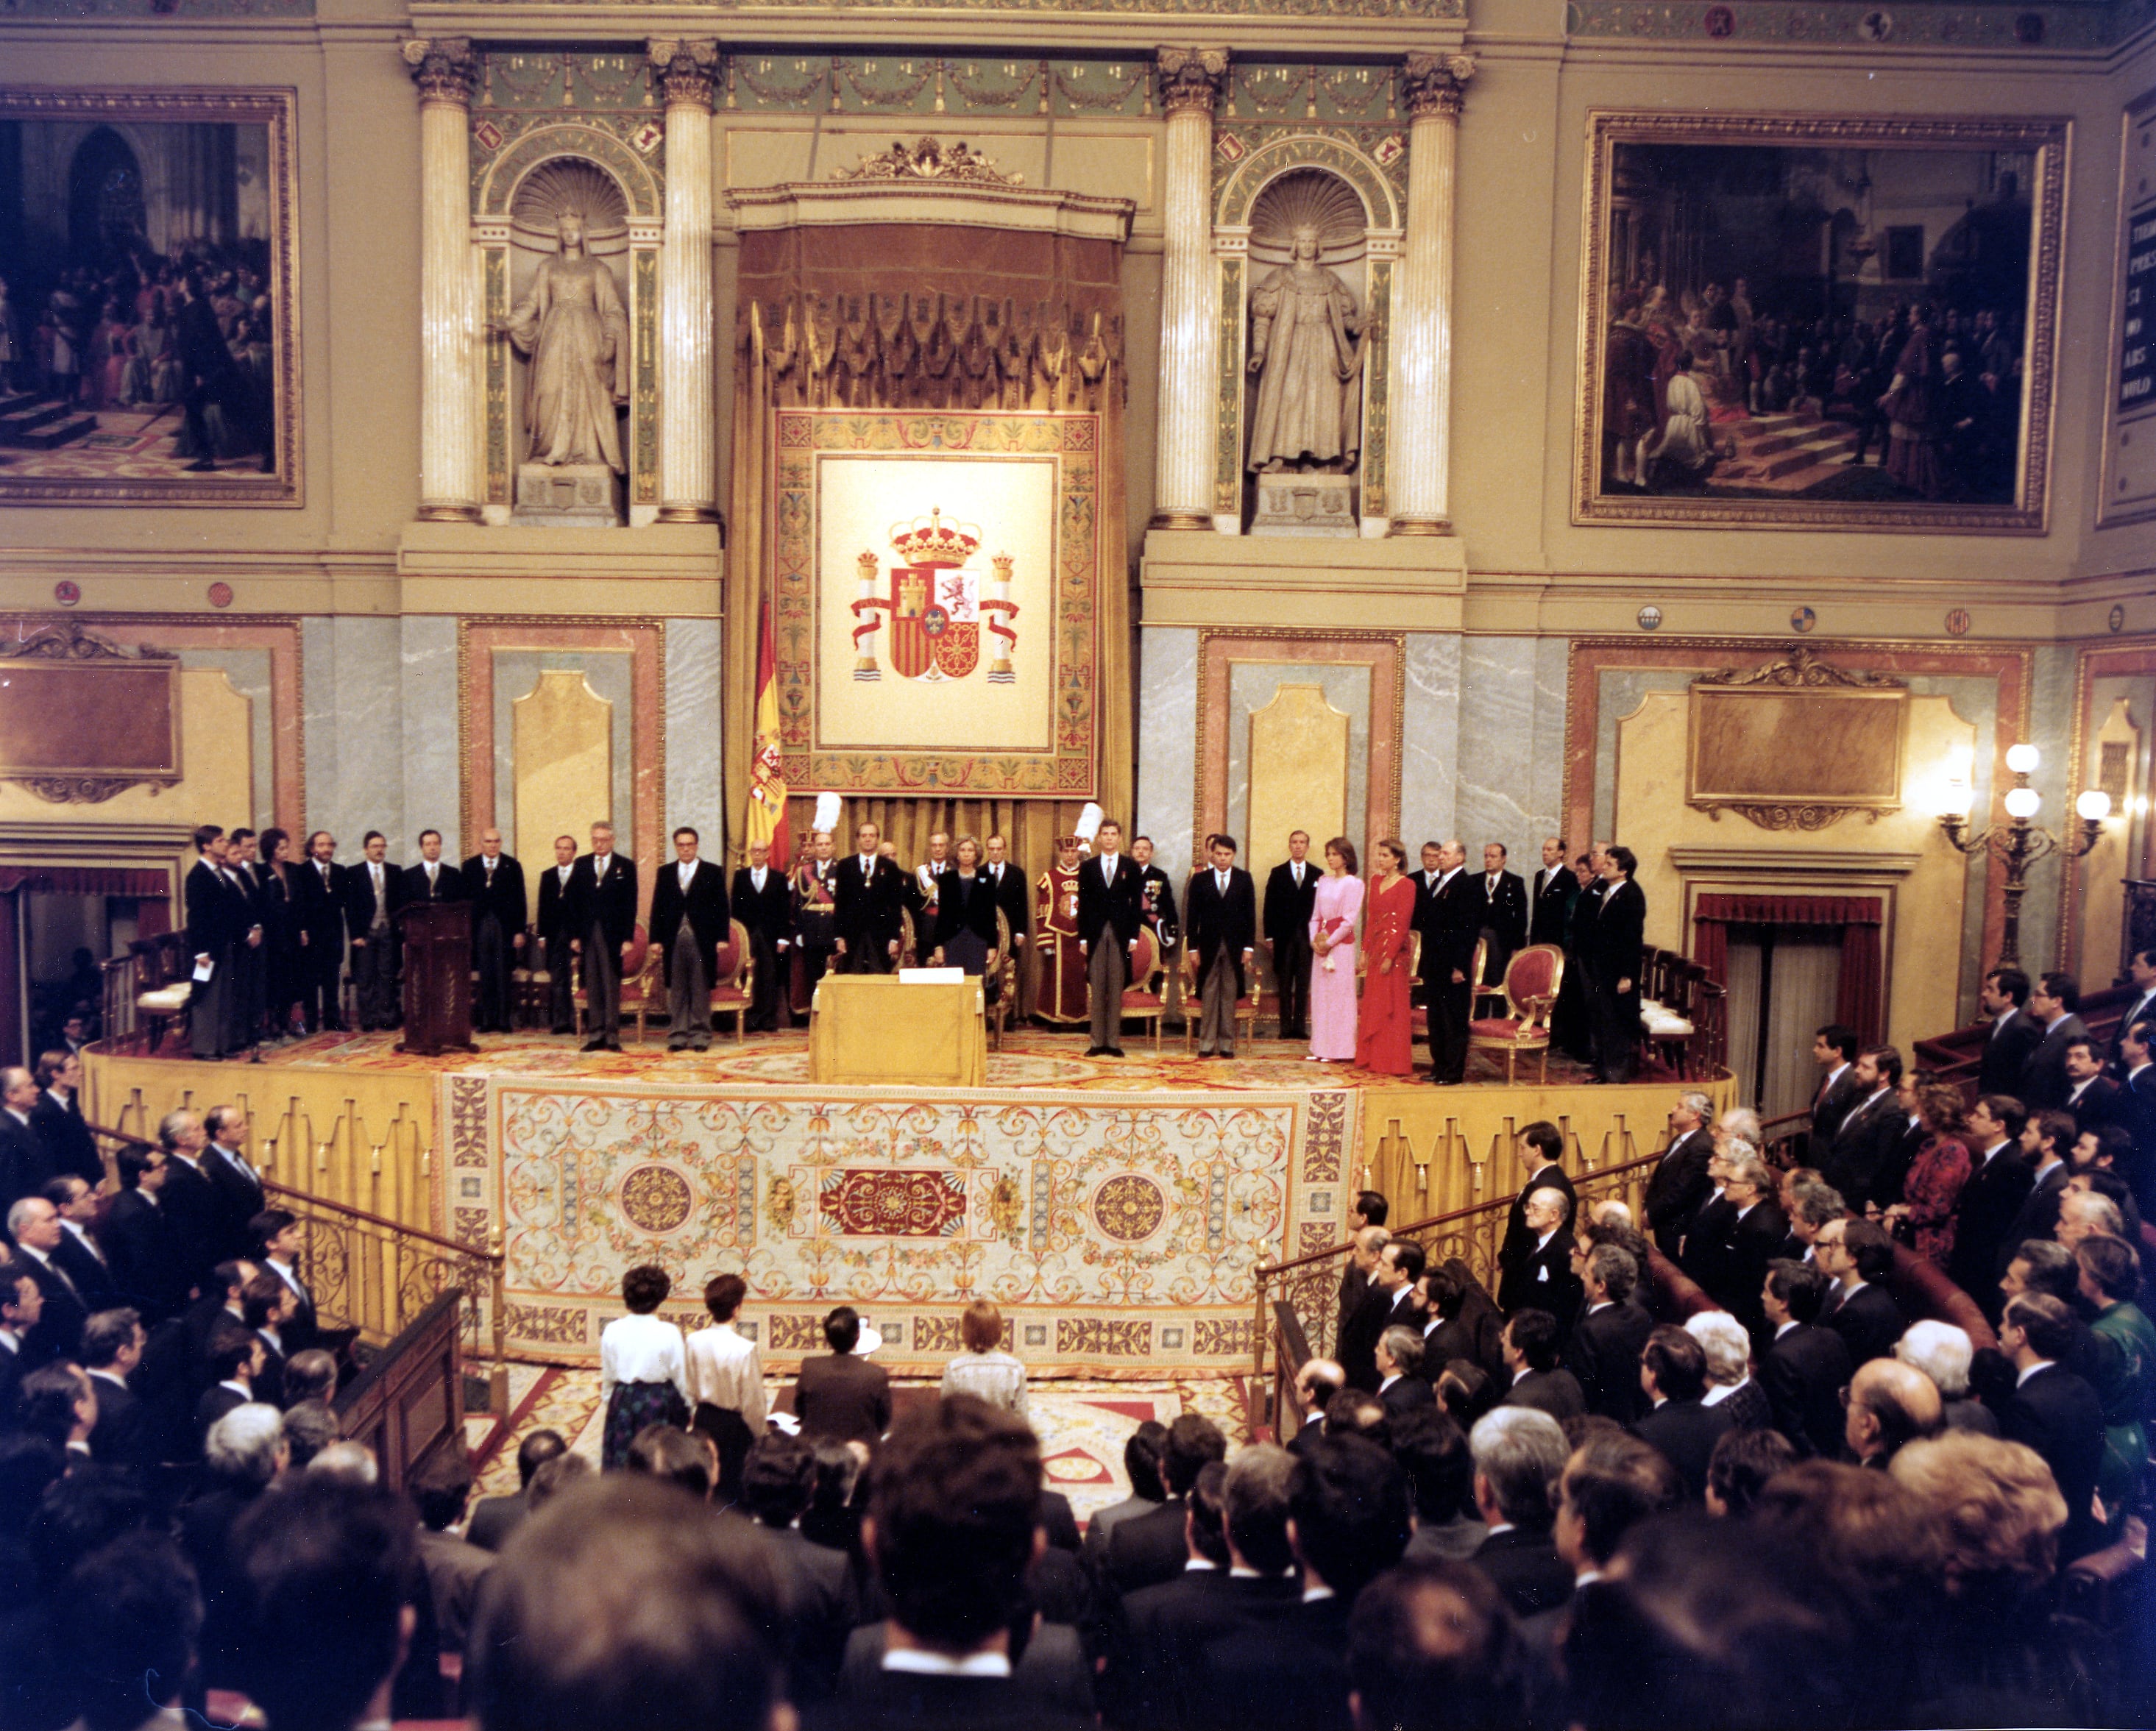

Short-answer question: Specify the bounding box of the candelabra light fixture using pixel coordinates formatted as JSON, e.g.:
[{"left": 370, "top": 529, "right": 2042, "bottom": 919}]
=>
[{"left": 1937, "top": 742, "right": 2109, "bottom": 970}]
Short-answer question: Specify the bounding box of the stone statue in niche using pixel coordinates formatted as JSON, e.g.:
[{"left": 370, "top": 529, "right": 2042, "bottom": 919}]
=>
[
  {"left": 492, "top": 208, "right": 629, "bottom": 521},
  {"left": 1246, "top": 224, "right": 1364, "bottom": 475}
]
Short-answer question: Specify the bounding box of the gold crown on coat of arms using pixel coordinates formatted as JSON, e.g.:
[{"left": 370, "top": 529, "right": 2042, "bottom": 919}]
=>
[{"left": 887, "top": 507, "right": 982, "bottom": 569}]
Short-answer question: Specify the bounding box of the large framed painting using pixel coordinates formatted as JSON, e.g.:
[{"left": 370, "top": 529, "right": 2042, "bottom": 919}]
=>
[
  {"left": 1575, "top": 112, "right": 2066, "bottom": 533},
  {"left": 0, "top": 88, "right": 299, "bottom": 506},
  {"left": 770, "top": 409, "right": 1100, "bottom": 797}
]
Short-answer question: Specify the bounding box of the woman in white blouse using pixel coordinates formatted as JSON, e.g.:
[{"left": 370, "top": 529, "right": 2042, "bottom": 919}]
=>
[
  {"left": 598, "top": 1262, "right": 692, "bottom": 1470},
  {"left": 939, "top": 1298, "right": 1029, "bottom": 1423},
  {"left": 686, "top": 1270, "right": 767, "bottom": 1499}
]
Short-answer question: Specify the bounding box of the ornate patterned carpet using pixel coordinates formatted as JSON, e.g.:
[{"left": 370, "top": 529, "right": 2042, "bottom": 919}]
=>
[
  {"left": 443, "top": 1073, "right": 1349, "bottom": 1379},
  {"left": 464, "top": 1362, "right": 1255, "bottom": 1529}
]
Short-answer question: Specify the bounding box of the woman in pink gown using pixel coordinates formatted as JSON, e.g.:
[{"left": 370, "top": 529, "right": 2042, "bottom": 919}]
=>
[
  {"left": 1355, "top": 839, "right": 1414, "bottom": 1076},
  {"left": 1307, "top": 839, "right": 1364, "bottom": 1062}
]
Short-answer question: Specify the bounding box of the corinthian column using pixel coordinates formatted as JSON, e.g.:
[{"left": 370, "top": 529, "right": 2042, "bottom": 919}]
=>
[
  {"left": 650, "top": 38, "right": 720, "bottom": 524},
  {"left": 403, "top": 38, "right": 482, "bottom": 522},
  {"left": 1389, "top": 51, "right": 1474, "bottom": 536},
  {"left": 1150, "top": 46, "right": 1229, "bottom": 530}
]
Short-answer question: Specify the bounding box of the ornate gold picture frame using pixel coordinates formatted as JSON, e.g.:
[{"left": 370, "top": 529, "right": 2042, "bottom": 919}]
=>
[
  {"left": 1575, "top": 110, "right": 2066, "bottom": 533},
  {"left": 0, "top": 88, "right": 300, "bottom": 507}
]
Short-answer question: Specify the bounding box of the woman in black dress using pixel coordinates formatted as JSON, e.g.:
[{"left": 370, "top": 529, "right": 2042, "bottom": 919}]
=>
[
  {"left": 930, "top": 834, "right": 1004, "bottom": 986},
  {"left": 257, "top": 827, "right": 305, "bottom": 1040}
]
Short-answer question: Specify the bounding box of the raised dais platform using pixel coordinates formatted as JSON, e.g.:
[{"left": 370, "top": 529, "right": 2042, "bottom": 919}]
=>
[{"left": 85, "top": 1031, "right": 1725, "bottom": 1380}]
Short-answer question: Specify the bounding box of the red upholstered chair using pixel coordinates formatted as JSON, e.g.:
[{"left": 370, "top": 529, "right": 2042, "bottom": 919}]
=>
[
  {"left": 1469, "top": 936, "right": 1508, "bottom": 1019},
  {"left": 1465, "top": 942, "right": 1564, "bottom": 1082},
  {"left": 575, "top": 923, "right": 657, "bottom": 1043},
  {"left": 707, "top": 917, "right": 753, "bottom": 1044},
  {"left": 1409, "top": 931, "right": 1428, "bottom": 1045},
  {"left": 1180, "top": 934, "right": 1256, "bottom": 1054},
  {"left": 1118, "top": 925, "right": 1166, "bottom": 1052}
]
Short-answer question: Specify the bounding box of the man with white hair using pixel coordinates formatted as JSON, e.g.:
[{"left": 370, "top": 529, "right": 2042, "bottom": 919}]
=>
[
  {"left": 1465, "top": 1406, "right": 1573, "bottom": 1618},
  {"left": 2056, "top": 1188, "right": 2123, "bottom": 1251},
  {"left": 1894, "top": 1320, "right": 1998, "bottom": 1436},
  {"left": 1687, "top": 1310, "right": 1771, "bottom": 1432},
  {"left": 0, "top": 1064, "right": 50, "bottom": 1214},
  {"left": 1497, "top": 1185, "right": 1581, "bottom": 1327},
  {"left": 1645, "top": 1092, "right": 1716, "bottom": 1258}
]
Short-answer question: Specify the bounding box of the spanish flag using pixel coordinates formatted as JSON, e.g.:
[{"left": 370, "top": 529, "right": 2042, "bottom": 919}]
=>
[{"left": 745, "top": 594, "right": 790, "bottom": 870}]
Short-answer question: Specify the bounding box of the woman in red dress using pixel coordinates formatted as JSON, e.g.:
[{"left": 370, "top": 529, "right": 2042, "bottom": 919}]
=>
[
  {"left": 1356, "top": 839, "right": 1415, "bottom": 1076},
  {"left": 1882, "top": 1077, "right": 1972, "bottom": 1267}
]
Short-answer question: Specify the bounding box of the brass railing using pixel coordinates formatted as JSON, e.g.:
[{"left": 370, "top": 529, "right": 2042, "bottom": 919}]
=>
[
  {"left": 1252, "top": 1126, "right": 1659, "bottom": 1385},
  {"left": 84, "top": 1120, "right": 506, "bottom": 1411}
]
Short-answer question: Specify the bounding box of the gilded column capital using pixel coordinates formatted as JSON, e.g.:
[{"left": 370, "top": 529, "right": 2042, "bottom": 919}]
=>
[
  {"left": 1401, "top": 51, "right": 1475, "bottom": 121},
  {"left": 401, "top": 38, "right": 479, "bottom": 108},
  {"left": 1155, "top": 47, "right": 1230, "bottom": 118},
  {"left": 648, "top": 39, "right": 721, "bottom": 110}
]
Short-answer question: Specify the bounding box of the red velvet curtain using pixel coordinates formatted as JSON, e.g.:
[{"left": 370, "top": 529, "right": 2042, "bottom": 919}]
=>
[{"left": 1692, "top": 894, "right": 1886, "bottom": 1045}]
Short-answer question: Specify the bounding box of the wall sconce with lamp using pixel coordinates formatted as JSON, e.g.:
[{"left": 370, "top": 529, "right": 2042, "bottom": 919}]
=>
[{"left": 1937, "top": 742, "right": 2108, "bottom": 970}]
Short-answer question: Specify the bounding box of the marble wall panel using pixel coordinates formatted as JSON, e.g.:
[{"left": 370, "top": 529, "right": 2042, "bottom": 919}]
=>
[
  {"left": 304, "top": 616, "right": 403, "bottom": 862},
  {"left": 402, "top": 616, "right": 461, "bottom": 861},
  {"left": 1135, "top": 627, "right": 1199, "bottom": 888},
  {"left": 1400, "top": 633, "right": 1459, "bottom": 853},
  {"left": 1225, "top": 663, "right": 1370, "bottom": 873},
  {"left": 665, "top": 616, "right": 725, "bottom": 854}
]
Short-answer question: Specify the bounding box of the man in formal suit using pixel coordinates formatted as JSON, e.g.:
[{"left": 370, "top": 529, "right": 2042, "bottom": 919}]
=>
[
  {"left": 1419, "top": 841, "right": 1480, "bottom": 1085},
  {"left": 1526, "top": 836, "right": 1577, "bottom": 948},
  {"left": 2121, "top": 1017, "right": 2156, "bottom": 1213},
  {"left": 185, "top": 824, "right": 244, "bottom": 1059},
  {"left": 534, "top": 834, "right": 579, "bottom": 1036},
  {"left": 467, "top": 1429, "right": 567, "bottom": 1551},
  {"left": 730, "top": 839, "right": 792, "bottom": 1034},
  {"left": 1565, "top": 1241, "right": 1653, "bottom": 1422},
  {"left": 1464, "top": 1407, "right": 1574, "bottom": 1618},
  {"left": 297, "top": 831, "right": 350, "bottom": 1032},
  {"left": 250, "top": 1208, "right": 322, "bottom": 1357},
  {"left": 1631, "top": 1326, "right": 1732, "bottom": 1499},
  {"left": 0, "top": 1259, "right": 38, "bottom": 1416},
  {"left": 1108, "top": 1413, "right": 1230, "bottom": 1594},
  {"left": 200, "top": 1104, "right": 266, "bottom": 1263},
  {"left": 1500, "top": 1309, "right": 1586, "bottom": 1422},
  {"left": 1555, "top": 848, "right": 1609, "bottom": 1064},
  {"left": 226, "top": 830, "right": 270, "bottom": 1048},
  {"left": 1197, "top": 1433, "right": 1409, "bottom": 1731},
  {"left": 403, "top": 828, "right": 465, "bottom": 907},
  {"left": 1996, "top": 1292, "right": 2107, "bottom": 1560},
  {"left": 1261, "top": 831, "right": 1319, "bottom": 1043},
  {"left": 1585, "top": 845, "right": 1646, "bottom": 1085},
  {"left": 81, "top": 1306, "right": 154, "bottom": 1469},
  {"left": 462, "top": 829, "right": 528, "bottom": 1034},
  {"left": 240, "top": 1271, "right": 294, "bottom": 1407},
  {"left": 2107, "top": 948, "right": 2156, "bottom": 1077},
  {"left": 344, "top": 831, "right": 404, "bottom": 1032},
  {"left": 1110, "top": 1450, "right": 1299, "bottom": 1731},
  {"left": 567, "top": 822, "right": 637, "bottom": 1052},
  {"left": 649, "top": 827, "right": 729, "bottom": 1053},
  {"left": 1814, "top": 1217, "right": 1904, "bottom": 1366},
  {"left": 1994, "top": 1106, "right": 2076, "bottom": 1269},
  {"left": 1474, "top": 842, "right": 1528, "bottom": 992},
  {"left": 983, "top": 833, "right": 1032, "bottom": 967},
  {"left": 1129, "top": 833, "right": 1180, "bottom": 979},
  {"left": 1341, "top": 1237, "right": 1422, "bottom": 1392},
  {"left": 1975, "top": 967, "right": 2043, "bottom": 1095},
  {"left": 791, "top": 1304, "right": 890, "bottom": 1447},
  {"left": 1377, "top": 1325, "right": 1439, "bottom": 1419},
  {"left": 194, "top": 1324, "right": 261, "bottom": 1443},
  {"left": 2021, "top": 971, "right": 2091, "bottom": 1112},
  {"left": 1760, "top": 1259, "right": 1853, "bottom": 1460},
  {"left": 832, "top": 821, "right": 907, "bottom": 975},
  {"left": 32, "top": 1051, "right": 100, "bottom": 1187},
  {"left": 1819, "top": 1045, "right": 1904, "bottom": 1212},
  {"left": 1808, "top": 1024, "right": 1862, "bottom": 1154},
  {"left": 1843, "top": 1357, "right": 1943, "bottom": 1471},
  {"left": 1077, "top": 820, "right": 1145, "bottom": 1058},
  {"left": 1187, "top": 833, "right": 1258, "bottom": 1059},
  {"left": 1645, "top": 1091, "right": 1716, "bottom": 1259},
  {"left": 43, "top": 1176, "right": 118, "bottom": 1314},
  {"left": 1335, "top": 1192, "right": 1389, "bottom": 1325},
  {"left": 105, "top": 1144, "right": 188, "bottom": 1324},
  {"left": 2060, "top": 1039, "right": 2122, "bottom": 1135},
  {"left": 1497, "top": 1186, "right": 1581, "bottom": 1330},
  {"left": 1499, "top": 1121, "right": 1576, "bottom": 1274},
  {"left": 0, "top": 1064, "right": 52, "bottom": 1212},
  {"left": 1948, "top": 1093, "right": 2036, "bottom": 1320},
  {"left": 8, "top": 1194, "right": 88, "bottom": 1367}
]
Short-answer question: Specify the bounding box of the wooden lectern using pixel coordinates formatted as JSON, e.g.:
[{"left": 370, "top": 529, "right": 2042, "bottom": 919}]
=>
[{"left": 397, "top": 901, "right": 477, "bottom": 1056}]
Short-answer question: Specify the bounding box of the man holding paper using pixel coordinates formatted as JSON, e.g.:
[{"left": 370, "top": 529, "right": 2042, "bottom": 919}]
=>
[{"left": 185, "top": 824, "right": 247, "bottom": 1060}]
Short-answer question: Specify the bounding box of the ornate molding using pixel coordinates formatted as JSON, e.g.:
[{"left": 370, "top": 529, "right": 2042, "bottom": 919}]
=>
[
  {"left": 1695, "top": 801, "right": 1881, "bottom": 833},
  {"left": 648, "top": 38, "right": 720, "bottom": 110},
  {"left": 831, "top": 136, "right": 1021, "bottom": 185},
  {"left": 1156, "top": 47, "right": 1230, "bottom": 118},
  {"left": 403, "top": 38, "right": 481, "bottom": 107},
  {"left": 1692, "top": 644, "right": 1904, "bottom": 691},
  {"left": 16, "top": 778, "right": 157, "bottom": 806},
  {"left": 1400, "top": 51, "right": 1475, "bottom": 121},
  {"left": 0, "top": 620, "right": 174, "bottom": 664}
]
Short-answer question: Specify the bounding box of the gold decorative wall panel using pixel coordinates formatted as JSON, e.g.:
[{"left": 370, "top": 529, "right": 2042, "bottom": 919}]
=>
[
  {"left": 1246, "top": 683, "right": 1350, "bottom": 868},
  {"left": 512, "top": 669, "right": 614, "bottom": 864}
]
